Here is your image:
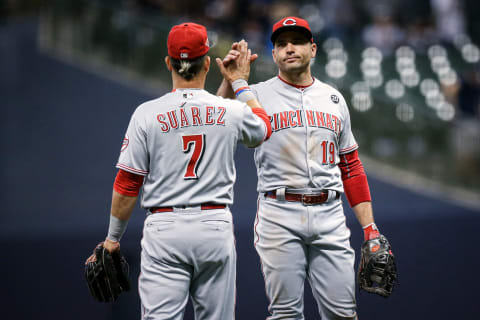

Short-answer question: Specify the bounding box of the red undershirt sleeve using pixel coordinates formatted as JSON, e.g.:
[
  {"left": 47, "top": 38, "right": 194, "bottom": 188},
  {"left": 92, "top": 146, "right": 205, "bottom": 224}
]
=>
[
  {"left": 252, "top": 108, "right": 272, "bottom": 141},
  {"left": 338, "top": 150, "right": 372, "bottom": 207},
  {"left": 113, "top": 169, "right": 144, "bottom": 197}
]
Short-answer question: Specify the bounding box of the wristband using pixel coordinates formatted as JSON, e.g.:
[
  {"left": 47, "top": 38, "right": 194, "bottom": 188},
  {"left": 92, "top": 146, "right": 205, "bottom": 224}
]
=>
[
  {"left": 363, "top": 222, "right": 380, "bottom": 241},
  {"left": 232, "top": 79, "right": 256, "bottom": 103},
  {"left": 107, "top": 215, "right": 129, "bottom": 242}
]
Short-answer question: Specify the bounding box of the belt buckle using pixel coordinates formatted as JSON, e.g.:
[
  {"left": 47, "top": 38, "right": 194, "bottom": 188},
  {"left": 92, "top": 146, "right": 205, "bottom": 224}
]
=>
[{"left": 301, "top": 194, "right": 316, "bottom": 206}]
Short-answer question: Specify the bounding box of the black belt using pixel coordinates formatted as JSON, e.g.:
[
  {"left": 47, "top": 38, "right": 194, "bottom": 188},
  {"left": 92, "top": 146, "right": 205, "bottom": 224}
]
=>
[
  {"left": 264, "top": 190, "right": 339, "bottom": 205},
  {"left": 149, "top": 203, "right": 226, "bottom": 213}
]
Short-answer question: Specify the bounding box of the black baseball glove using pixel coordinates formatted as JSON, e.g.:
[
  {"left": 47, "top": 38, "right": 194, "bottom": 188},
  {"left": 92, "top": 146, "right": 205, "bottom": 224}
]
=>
[
  {"left": 358, "top": 234, "right": 397, "bottom": 297},
  {"left": 85, "top": 243, "right": 131, "bottom": 302}
]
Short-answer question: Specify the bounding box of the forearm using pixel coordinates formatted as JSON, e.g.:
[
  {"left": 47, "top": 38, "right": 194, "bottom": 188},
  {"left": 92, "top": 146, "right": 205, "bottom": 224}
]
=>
[
  {"left": 230, "top": 79, "right": 262, "bottom": 109},
  {"left": 352, "top": 201, "right": 374, "bottom": 227},
  {"left": 111, "top": 190, "right": 138, "bottom": 221},
  {"left": 353, "top": 201, "right": 383, "bottom": 241},
  {"left": 229, "top": 79, "right": 271, "bottom": 139},
  {"left": 106, "top": 190, "right": 137, "bottom": 243},
  {"left": 107, "top": 169, "right": 144, "bottom": 242},
  {"left": 216, "top": 78, "right": 235, "bottom": 98},
  {"left": 245, "top": 97, "right": 262, "bottom": 109}
]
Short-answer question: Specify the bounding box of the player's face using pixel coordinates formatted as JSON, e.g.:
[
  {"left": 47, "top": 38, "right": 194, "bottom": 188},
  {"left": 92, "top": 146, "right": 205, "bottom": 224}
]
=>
[{"left": 272, "top": 31, "right": 317, "bottom": 74}]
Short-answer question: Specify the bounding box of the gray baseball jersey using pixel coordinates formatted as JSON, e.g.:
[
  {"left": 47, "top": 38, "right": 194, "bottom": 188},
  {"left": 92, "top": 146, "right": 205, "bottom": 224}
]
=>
[
  {"left": 117, "top": 88, "right": 268, "bottom": 207},
  {"left": 251, "top": 76, "right": 358, "bottom": 193},
  {"left": 251, "top": 76, "right": 358, "bottom": 319},
  {"left": 117, "top": 88, "right": 267, "bottom": 320}
]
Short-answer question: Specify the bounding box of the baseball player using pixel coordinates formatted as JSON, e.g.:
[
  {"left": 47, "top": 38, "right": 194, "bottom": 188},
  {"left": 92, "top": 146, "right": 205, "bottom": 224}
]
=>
[
  {"left": 218, "top": 17, "right": 394, "bottom": 319},
  {"left": 85, "top": 23, "right": 272, "bottom": 319}
]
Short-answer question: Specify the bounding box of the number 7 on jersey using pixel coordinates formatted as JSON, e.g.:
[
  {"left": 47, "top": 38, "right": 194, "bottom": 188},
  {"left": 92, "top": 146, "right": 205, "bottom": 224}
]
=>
[{"left": 182, "top": 134, "right": 205, "bottom": 179}]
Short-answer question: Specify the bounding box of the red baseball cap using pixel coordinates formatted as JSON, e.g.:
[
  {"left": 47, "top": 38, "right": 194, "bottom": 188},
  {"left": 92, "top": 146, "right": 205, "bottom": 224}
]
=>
[
  {"left": 167, "top": 22, "right": 209, "bottom": 60},
  {"left": 271, "top": 16, "right": 313, "bottom": 44}
]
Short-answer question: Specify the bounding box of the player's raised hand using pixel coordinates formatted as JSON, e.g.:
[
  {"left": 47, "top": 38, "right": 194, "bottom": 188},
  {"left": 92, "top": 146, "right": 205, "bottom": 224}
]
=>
[
  {"left": 222, "top": 41, "right": 258, "bottom": 67},
  {"left": 216, "top": 40, "right": 254, "bottom": 83},
  {"left": 236, "top": 40, "right": 251, "bottom": 78},
  {"left": 222, "top": 42, "right": 240, "bottom": 66}
]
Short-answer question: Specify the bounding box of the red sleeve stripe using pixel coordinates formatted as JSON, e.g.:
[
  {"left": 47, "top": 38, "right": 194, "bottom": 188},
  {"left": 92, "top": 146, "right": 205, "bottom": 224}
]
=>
[
  {"left": 342, "top": 155, "right": 352, "bottom": 178},
  {"left": 339, "top": 151, "right": 362, "bottom": 179},
  {"left": 339, "top": 144, "right": 358, "bottom": 154},
  {"left": 116, "top": 163, "right": 148, "bottom": 175},
  {"left": 113, "top": 169, "right": 144, "bottom": 197},
  {"left": 252, "top": 108, "right": 272, "bottom": 141}
]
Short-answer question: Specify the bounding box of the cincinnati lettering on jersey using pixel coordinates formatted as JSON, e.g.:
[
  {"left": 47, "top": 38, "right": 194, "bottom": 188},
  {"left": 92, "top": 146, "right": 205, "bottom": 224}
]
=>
[
  {"left": 270, "top": 109, "right": 341, "bottom": 135},
  {"left": 156, "top": 106, "right": 226, "bottom": 133}
]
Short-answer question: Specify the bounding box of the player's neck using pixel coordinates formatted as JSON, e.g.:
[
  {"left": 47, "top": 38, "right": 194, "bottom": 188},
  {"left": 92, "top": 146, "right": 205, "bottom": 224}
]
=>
[
  {"left": 278, "top": 69, "right": 313, "bottom": 87},
  {"left": 171, "top": 73, "right": 206, "bottom": 90}
]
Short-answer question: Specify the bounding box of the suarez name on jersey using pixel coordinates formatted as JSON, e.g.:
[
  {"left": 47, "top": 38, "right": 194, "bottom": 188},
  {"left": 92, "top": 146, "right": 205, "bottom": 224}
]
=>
[{"left": 156, "top": 106, "right": 226, "bottom": 133}]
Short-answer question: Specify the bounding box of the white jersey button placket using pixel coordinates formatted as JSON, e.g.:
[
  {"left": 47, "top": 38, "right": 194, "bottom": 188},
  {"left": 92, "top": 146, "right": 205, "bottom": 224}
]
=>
[{"left": 301, "top": 88, "right": 315, "bottom": 185}]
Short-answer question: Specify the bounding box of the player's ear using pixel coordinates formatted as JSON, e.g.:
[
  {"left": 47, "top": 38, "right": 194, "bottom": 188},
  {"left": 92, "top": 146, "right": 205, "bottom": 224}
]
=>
[
  {"left": 272, "top": 48, "right": 277, "bottom": 64},
  {"left": 310, "top": 42, "right": 317, "bottom": 59},
  {"left": 204, "top": 56, "right": 211, "bottom": 73},
  {"left": 165, "top": 56, "right": 172, "bottom": 71}
]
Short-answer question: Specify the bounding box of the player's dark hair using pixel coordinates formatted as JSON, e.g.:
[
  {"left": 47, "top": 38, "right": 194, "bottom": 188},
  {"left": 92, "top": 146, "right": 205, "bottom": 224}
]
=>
[{"left": 170, "top": 55, "right": 206, "bottom": 80}]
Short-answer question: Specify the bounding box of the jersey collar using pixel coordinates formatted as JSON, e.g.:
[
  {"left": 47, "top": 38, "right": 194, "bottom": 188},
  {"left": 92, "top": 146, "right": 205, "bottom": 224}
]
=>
[
  {"left": 171, "top": 88, "right": 205, "bottom": 92},
  {"left": 277, "top": 75, "right": 315, "bottom": 89}
]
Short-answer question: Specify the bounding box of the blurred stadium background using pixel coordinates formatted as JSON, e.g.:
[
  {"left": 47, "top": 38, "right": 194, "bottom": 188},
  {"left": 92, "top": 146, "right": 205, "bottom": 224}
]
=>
[{"left": 1, "top": 0, "right": 479, "bottom": 319}]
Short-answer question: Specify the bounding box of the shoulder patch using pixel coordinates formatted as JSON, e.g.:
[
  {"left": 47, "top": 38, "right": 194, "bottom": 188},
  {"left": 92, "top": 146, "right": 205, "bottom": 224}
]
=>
[
  {"left": 331, "top": 94, "right": 339, "bottom": 104},
  {"left": 121, "top": 134, "right": 129, "bottom": 152}
]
